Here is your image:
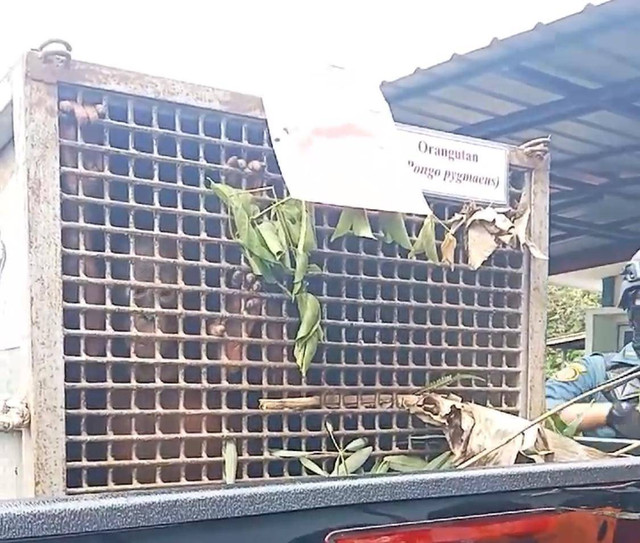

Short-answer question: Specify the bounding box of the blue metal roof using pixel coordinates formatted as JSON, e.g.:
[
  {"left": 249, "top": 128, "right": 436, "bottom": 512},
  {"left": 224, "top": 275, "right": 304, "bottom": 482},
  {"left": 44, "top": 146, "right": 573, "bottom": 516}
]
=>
[{"left": 382, "top": 0, "right": 640, "bottom": 275}]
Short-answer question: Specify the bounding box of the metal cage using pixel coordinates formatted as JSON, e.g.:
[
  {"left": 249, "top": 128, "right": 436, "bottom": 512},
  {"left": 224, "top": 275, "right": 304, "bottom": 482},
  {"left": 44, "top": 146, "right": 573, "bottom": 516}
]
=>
[{"left": 0, "top": 51, "right": 549, "bottom": 497}]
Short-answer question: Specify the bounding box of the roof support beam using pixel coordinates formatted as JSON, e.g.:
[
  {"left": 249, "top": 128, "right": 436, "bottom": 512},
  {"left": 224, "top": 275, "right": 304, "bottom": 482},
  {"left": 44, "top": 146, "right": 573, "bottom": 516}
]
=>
[
  {"left": 550, "top": 239, "right": 640, "bottom": 275},
  {"left": 455, "top": 75, "right": 640, "bottom": 139},
  {"left": 504, "top": 64, "right": 640, "bottom": 121}
]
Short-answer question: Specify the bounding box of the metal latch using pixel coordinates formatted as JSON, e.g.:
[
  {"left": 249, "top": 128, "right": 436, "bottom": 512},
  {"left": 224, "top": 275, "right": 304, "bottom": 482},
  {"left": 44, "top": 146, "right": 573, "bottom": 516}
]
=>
[{"left": 0, "top": 397, "right": 30, "bottom": 432}]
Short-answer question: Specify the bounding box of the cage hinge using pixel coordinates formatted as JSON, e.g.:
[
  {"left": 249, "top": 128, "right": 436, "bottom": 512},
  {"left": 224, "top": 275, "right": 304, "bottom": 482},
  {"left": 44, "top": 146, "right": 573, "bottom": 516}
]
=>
[{"left": 0, "top": 397, "right": 30, "bottom": 432}]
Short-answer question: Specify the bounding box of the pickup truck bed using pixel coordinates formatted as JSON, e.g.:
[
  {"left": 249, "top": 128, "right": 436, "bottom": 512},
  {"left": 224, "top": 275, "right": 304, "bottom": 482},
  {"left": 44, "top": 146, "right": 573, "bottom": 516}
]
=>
[{"left": 1, "top": 455, "right": 639, "bottom": 543}]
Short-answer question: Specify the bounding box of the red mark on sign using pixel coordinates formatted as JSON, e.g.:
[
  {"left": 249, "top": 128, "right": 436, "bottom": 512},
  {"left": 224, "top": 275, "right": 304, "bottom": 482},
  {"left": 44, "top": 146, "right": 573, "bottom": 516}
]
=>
[{"left": 297, "top": 123, "right": 374, "bottom": 152}]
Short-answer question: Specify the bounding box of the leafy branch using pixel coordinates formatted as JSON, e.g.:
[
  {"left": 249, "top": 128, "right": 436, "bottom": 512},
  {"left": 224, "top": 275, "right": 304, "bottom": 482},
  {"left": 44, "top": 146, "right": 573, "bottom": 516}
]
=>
[
  {"left": 210, "top": 182, "right": 321, "bottom": 376},
  {"left": 211, "top": 174, "right": 547, "bottom": 377},
  {"left": 269, "top": 423, "right": 453, "bottom": 478}
]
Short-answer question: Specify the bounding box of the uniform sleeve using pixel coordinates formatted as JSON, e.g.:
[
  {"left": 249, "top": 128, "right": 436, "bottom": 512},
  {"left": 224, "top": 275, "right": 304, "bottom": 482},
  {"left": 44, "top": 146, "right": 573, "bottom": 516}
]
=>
[{"left": 545, "top": 356, "right": 606, "bottom": 409}]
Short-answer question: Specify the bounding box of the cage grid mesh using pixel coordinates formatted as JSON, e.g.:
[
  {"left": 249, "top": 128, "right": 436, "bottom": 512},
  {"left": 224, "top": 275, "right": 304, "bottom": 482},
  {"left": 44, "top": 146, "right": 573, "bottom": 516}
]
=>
[{"left": 57, "top": 83, "right": 526, "bottom": 492}]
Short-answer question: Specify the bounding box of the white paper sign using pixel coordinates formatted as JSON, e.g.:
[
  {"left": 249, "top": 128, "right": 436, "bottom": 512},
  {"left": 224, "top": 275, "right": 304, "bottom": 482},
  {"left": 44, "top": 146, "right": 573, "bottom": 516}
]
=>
[
  {"left": 262, "top": 66, "right": 433, "bottom": 216},
  {"left": 398, "top": 124, "right": 510, "bottom": 205}
]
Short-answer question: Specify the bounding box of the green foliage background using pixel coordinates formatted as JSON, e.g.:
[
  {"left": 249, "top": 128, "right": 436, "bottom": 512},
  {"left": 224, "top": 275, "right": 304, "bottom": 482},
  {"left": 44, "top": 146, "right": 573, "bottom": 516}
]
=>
[{"left": 545, "top": 284, "right": 600, "bottom": 376}]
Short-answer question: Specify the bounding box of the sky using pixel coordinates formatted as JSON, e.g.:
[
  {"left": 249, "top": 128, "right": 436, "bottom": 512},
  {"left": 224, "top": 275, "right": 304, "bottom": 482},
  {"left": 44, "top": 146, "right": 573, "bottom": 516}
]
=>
[{"left": 0, "top": 0, "right": 609, "bottom": 95}]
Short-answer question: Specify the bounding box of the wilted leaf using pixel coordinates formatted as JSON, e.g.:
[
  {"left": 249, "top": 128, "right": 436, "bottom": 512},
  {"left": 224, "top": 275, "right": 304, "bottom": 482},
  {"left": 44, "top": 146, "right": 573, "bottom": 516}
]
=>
[
  {"left": 331, "top": 208, "right": 375, "bottom": 241},
  {"left": 257, "top": 221, "right": 286, "bottom": 259},
  {"left": 294, "top": 292, "right": 322, "bottom": 376},
  {"left": 295, "top": 292, "right": 321, "bottom": 340},
  {"left": 325, "top": 420, "right": 335, "bottom": 436},
  {"left": 467, "top": 221, "right": 498, "bottom": 270},
  {"left": 380, "top": 212, "right": 412, "bottom": 250},
  {"left": 410, "top": 215, "right": 439, "bottom": 262},
  {"left": 294, "top": 329, "right": 321, "bottom": 377},
  {"left": 425, "top": 451, "right": 453, "bottom": 470},
  {"left": 351, "top": 209, "right": 375, "bottom": 239},
  {"left": 384, "top": 455, "right": 431, "bottom": 472},
  {"left": 293, "top": 250, "right": 309, "bottom": 296},
  {"left": 279, "top": 199, "right": 316, "bottom": 251},
  {"left": 441, "top": 232, "right": 457, "bottom": 267},
  {"left": 300, "top": 457, "right": 329, "bottom": 477},
  {"left": 223, "top": 439, "right": 238, "bottom": 484},
  {"left": 369, "top": 459, "right": 390, "bottom": 474},
  {"left": 306, "top": 263, "right": 323, "bottom": 274},
  {"left": 343, "top": 446, "right": 373, "bottom": 474},
  {"left": 331, "top": 209, "right": 355, "bottom": 242},
  {"left": 344, "top": 437, "right": 369, "bottom": 452},
  {"left": 269, "top": 449, "right": 315, "bottom": 459}
]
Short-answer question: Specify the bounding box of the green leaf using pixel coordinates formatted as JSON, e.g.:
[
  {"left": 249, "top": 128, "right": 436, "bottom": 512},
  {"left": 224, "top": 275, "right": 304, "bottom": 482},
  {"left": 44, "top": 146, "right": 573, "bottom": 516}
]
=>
[
  {"left": 383, "top": 454, "right": 431, "bottom": 473},
  {"left": 344, "top": 437, "right": 369, "bottom": 452},
  {"left": 269, "top": 449, "right": 315, "bottom": 459},
  {"left": 293, "top": 251, "right": 309, "bottom": 296},
  {"left": 211, "top": 183, "right": 243, "bottom": 204},
  {"left": 294, "top": 328, "right": 321, "bottom": 377},
  {"left": 295, "top": 292, "right": 322, "bottom": 341},
  {"left": 279, "top": 200, "right": 316, "bottom": 251},
  {"left": 343, "top": 446, "right": 373, "bottom": 474},
  {"left": 223, "top": 439, "right": 238, "bottom": 484},
  {"left": 410, "top": 215, "right": 439, "bottom": 263},
  {"left": 419, "top": 373, "right": 486, "bottom": 393},
  {"left": 379, "top": 212, "right": 412, "bottom": 250},
  {"left": 351, "top": 209, "right": 375, "bottom": 239},
  {"left": 425, "top": 451, "right": 453, "bottom": 470},
  {"left": 331, "top": 209, "right": 356, "bottom": 242},
  {"left": 334, "top": 446, "right": 373, "bottom": 476},
  {"left": 331, "top": 208, "right": 375, "bottom": 241},
  {"left": 306, "top": 263, "right": 323, "bottom": 274},
  {"left": 257, "top": 221, "right": 286, "bottom": 260},
  {"left": 300, "top": 457, "right": 329, "bottom": 477},
  {"left": 370, "top": 459, "right": 390, "bottom": 474}
]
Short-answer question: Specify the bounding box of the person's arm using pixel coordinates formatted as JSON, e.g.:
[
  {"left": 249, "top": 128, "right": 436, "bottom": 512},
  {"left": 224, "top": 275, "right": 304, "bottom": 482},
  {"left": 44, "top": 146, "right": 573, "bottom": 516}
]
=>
[
  {"left": 546, "top": 358, "right": 606, "bottom": 432},
  {"left": 556, "top": 402, "right": 611, "bottom": 431},
  {"left": 546, "top": 358, "right": 640, "bottom": 438}
]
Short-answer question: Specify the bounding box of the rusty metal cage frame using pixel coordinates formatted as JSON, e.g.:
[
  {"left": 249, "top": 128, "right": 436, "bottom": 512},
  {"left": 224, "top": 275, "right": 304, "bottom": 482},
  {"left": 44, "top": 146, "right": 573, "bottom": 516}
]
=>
[{"left": 9, "top": 51, "right": 549, "bottom": 496}]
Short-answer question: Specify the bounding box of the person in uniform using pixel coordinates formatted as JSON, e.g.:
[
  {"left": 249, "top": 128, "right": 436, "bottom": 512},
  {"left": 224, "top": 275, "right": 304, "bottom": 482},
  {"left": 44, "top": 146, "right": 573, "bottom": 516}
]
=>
[{"left": 546, "top": 250, "right": 640, "bottom": 439}]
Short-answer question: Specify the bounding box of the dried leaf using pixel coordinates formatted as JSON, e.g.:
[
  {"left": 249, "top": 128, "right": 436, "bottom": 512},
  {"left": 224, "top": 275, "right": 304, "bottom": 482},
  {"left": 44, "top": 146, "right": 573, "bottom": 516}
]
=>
[
  {"left": 441, "top": 232, "right": 457, "bottom": 267},
  {"left": 526, "top": 241, "right": 548, "bottom": 261},
  {"left": 402, "top": 393, "right": 610, "bottom": 468},
  {"left": 384, "top": 455, "right": 431, "bottom": 472},
  {"left": 466, "top": 222, "right": 498, "bottom": 270},
  {"left": 513, "top": 206, "right": 531, "bottom": 247},
  {"left": 300, "top": 457, "right": 329, "bottom": 477},
  {"left": 379, "top": 212, "right": 412, "bottom": 250},
  {"left": 223, "top": 439, "right": 238, "bottom": 484},
  {"left": 344, "top": 437, "right": 369, "bottom": 452},
  {"left": 410, "top": 215, "right": 439, "bottom": 262}
]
